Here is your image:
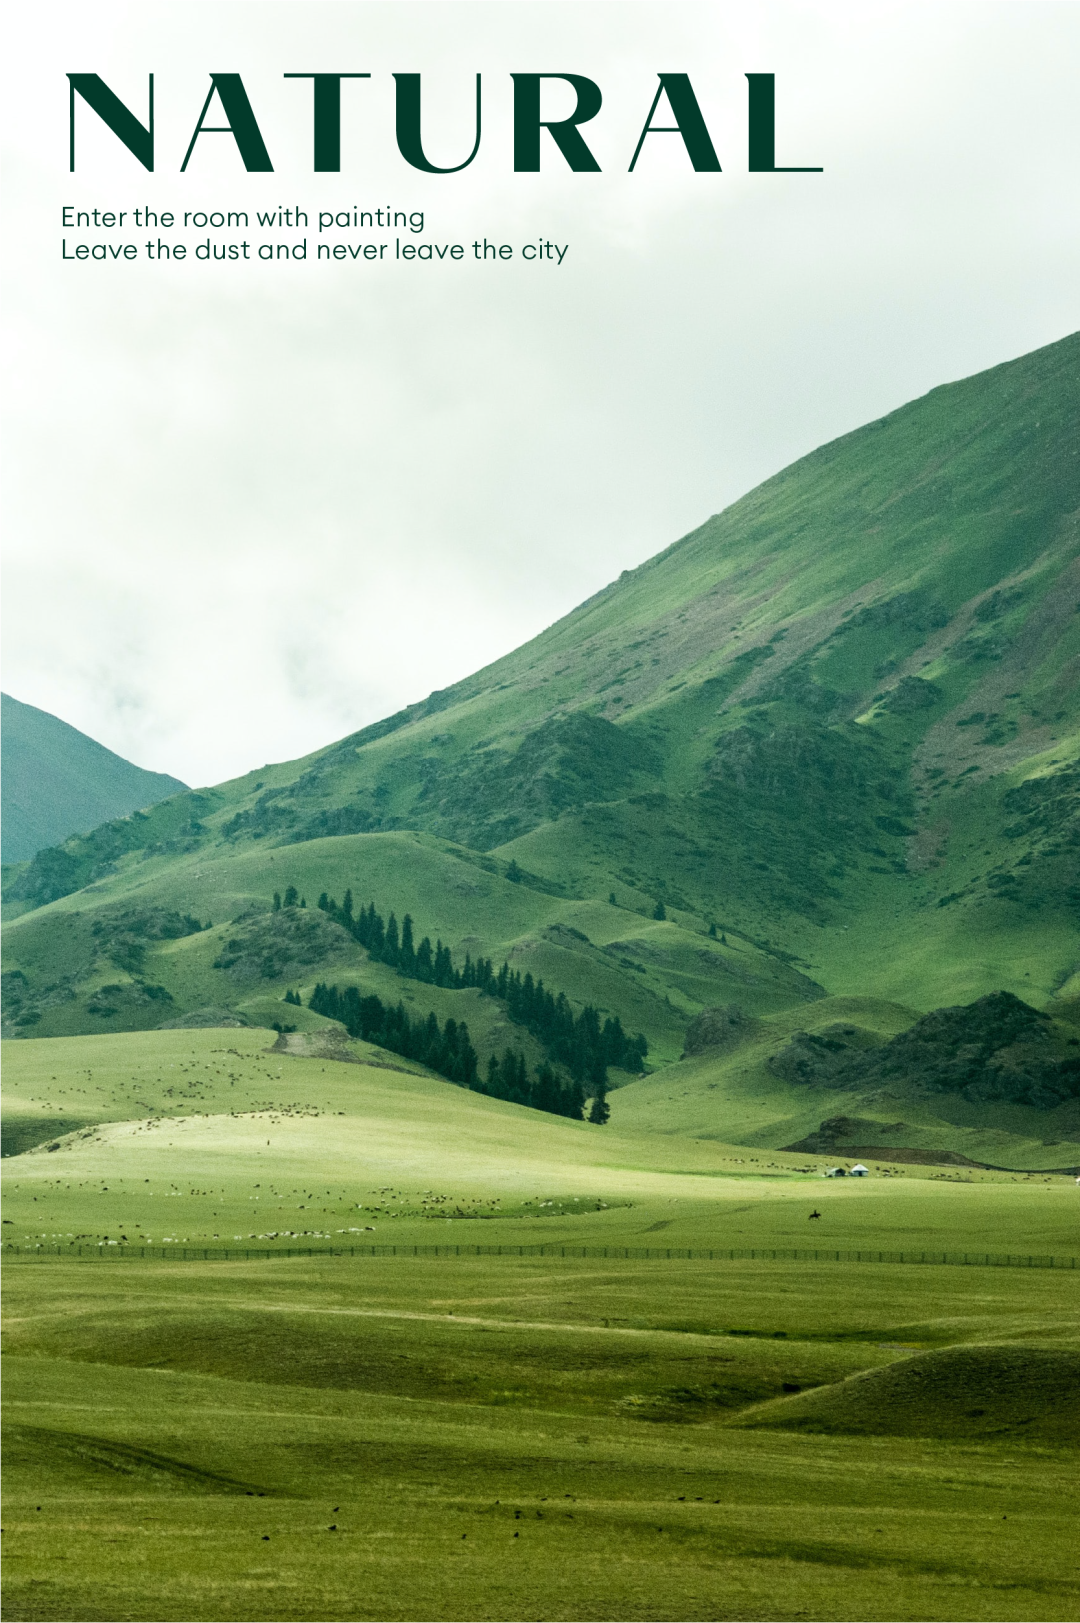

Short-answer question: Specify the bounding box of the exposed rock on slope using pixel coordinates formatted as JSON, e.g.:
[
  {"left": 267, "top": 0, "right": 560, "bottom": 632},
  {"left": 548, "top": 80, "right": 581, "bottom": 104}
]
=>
[
  {"left": 768, "top": 991, "right": 1080, "bottom": 1109},
  {"left": 681, "top": 1005, "right": 760, "bottom": 1057}
]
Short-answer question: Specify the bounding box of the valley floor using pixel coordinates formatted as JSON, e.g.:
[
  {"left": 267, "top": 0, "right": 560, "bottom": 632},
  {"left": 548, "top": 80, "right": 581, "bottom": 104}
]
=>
[
  {"left": 3, "top": 1030, "right": 1079, "bottom": 1621},
  {"left": 5, "top": 1253, "right": 1080, "bottom": 1623}
]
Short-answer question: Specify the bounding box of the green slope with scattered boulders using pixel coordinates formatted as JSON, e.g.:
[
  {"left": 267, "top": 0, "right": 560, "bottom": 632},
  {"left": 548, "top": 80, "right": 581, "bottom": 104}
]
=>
[{"left": 606, "top": 990, "right": 1080, "bottom": 1171}]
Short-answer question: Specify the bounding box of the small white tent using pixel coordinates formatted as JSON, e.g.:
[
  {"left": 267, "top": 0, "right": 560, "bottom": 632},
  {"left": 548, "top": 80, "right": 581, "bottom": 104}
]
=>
[{"left": 850, "top": 1164, "right": 870, "bottom": 1177}]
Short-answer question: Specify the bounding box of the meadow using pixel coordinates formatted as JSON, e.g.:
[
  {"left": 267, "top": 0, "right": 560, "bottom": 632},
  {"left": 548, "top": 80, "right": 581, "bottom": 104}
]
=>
[{"left": 4, "top": 1028, "right": 1080, "bottom": 1621}]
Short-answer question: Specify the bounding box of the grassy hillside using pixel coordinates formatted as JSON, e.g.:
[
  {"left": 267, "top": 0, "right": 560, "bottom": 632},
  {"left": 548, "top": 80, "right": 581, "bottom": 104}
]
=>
[
  {"left": 610, "top": 993, "right": 1080, "bottom": 1172},
  {"left": 732, "top": 1344, "right": 1080, "bottom": 1444},
  {"left": 5, "top": 333, "right": 1080, "bottom": 1623},
  {"left": 2, "top": 335, "right": 1077, "bottom": 1134},
  {"left": 0, "top": 830, "right": 824, "bottom": 1082},
  {"left": 1, "top": 693, "right": 186, "bottom": 865}
]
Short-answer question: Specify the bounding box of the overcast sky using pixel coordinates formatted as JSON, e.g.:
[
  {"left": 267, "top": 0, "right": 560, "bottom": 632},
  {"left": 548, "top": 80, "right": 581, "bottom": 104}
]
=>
[{"left": 3, "top": 1, "right": 1079, "bottom": 787}]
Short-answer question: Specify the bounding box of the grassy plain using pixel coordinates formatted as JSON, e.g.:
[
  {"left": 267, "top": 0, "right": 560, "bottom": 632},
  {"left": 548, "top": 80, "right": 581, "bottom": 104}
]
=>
[
  {"left": 5, "top": 1252, "right": 1080, "bottom": 1623},
  {"left": 4, "top": 1029, "right": 1079, "bottom": 1254},
  {"left": 4, "top": 1028, "right": 1080, "bottom": 1621}
]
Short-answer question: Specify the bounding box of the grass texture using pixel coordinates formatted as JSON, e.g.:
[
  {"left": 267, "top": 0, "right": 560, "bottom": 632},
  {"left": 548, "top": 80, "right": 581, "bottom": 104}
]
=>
[{"left": 4, "top": 1027, "right": 1080, "bottom": 1621}]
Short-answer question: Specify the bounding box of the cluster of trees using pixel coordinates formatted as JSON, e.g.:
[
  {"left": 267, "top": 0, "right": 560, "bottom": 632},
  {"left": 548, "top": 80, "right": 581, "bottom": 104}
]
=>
[
  {"left": 500, "top": 968, "right": 647, "bottom": 1083},
  {"left": 317, "top": 889, "right": 500, "bottom": 992},
  {"left": 308, "top": 983, "right": 479, "bottom": 1088},
  {"left": 306, "top": 983, "right": 595, "bottom": 1121},
  {"left": 472, "top": 1047, "right": 588, "bottom": 1119},
  {"left": 278, "top": 886, "right": 648, "bottom": 1086}
]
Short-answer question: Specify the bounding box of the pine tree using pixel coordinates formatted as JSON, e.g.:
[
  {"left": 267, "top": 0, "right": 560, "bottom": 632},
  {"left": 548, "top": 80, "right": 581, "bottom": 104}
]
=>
[
  {"left": 708, "top": 921, "right": 717, "bottom": 938},
  {"left": 283, "top": 886, "right": 298, "bottom": 908},
  {"left": 609, "top": 892, "right": 617, "bottom": 905},
  {"left": 400, "top": 914, "right": 416, "bottom": 973},
  {"left": 588, "top": 1087, "right": 610, "bottom": 1126},
  {"left": 534, "top": 1062, "right": 560, "bottom": 1114},
  {"left": 506, "top": 859, "right": 522, "bottom": 884},
  {"left": 652, "top": 900, "right": 666, "bottom": 920},
  {"left": 272, "top": 892, "right": 282, "bottom": 912}
]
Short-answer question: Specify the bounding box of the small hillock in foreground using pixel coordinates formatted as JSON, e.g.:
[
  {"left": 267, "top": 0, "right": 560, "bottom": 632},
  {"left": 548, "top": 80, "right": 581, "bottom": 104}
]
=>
[{"left": 734, "top": 1344, "right": 1080, "bottom": 1443}]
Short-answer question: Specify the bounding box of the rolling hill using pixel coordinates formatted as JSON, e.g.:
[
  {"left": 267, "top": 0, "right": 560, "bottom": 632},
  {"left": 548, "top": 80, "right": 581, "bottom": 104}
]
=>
[
  {"left": 732, "top": 1344, "right": 1080, "bottom": 1443},
  {"left": 1, "top": 693, "right": 187, "bottom": 865},
  {"left": 2, "top": 334, "right": 1077, "bottom": 1153}
]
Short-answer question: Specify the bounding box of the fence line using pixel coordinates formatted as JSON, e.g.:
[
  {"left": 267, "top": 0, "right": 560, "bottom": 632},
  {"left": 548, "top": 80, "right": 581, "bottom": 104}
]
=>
[{"left": 3, "top": 1241, "right": 1077, "bottom": 1271}]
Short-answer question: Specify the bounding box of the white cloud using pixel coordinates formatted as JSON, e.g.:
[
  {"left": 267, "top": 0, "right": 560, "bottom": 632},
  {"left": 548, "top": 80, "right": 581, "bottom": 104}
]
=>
[{"left": 3, "top": 1, "right": 1078, "bottom": 784}]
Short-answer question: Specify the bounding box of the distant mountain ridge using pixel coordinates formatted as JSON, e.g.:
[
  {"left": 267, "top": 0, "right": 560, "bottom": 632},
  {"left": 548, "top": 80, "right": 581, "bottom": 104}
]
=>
[{"left": 1, "top": 694, "right": 187, "bottom": 864}]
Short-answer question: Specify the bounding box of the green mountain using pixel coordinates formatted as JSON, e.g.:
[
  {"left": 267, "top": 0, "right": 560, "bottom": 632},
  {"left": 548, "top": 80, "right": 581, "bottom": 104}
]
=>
[
  {"left": 1, "top": 693, "right": 187, "bottom": 865},
  {"left": 3, "top": 334, "right": 1078, "bottom": 1122}
]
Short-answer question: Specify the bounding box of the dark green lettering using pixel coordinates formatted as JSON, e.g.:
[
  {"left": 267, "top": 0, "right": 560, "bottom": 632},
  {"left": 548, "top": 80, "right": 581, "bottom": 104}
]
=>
[
  {"left": 68, "top": 73, "right": 153, "bottom": 171},
  {"left": 181, "top": 73, "right": 273, "bottom": 173},
  {"left": 746, "top": 74, "right": 822, "bottom": 173},
  {"left": 394, "top": 74, "right": 481, "bottom": 173},
  {"left": 512, "top": 73, "right": 602, "bottom": 172},
  {"left": 283, "top": 74, "right": 369, "bottom": 171},
  {"left": 628, "top": 74, "right": 720, "bottom": 172}
]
